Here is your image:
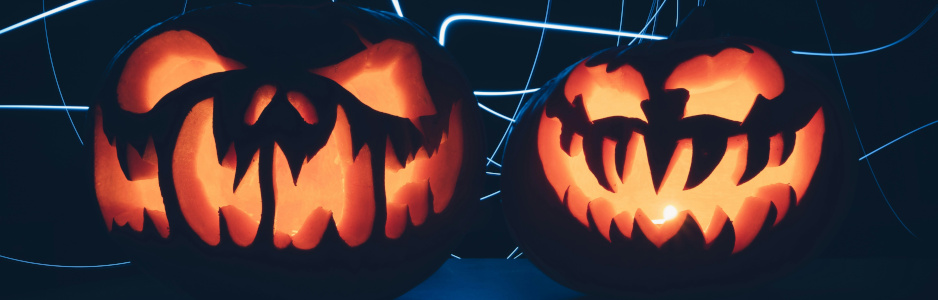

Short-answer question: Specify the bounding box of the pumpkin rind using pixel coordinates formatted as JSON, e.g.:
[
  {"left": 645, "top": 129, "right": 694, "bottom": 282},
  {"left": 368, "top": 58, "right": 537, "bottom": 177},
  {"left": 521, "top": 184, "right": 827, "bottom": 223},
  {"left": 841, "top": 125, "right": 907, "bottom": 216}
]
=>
[
  {"left": 91, "top": 3, "right": 482, "bottom": 299},
  {"left": 501, "top": 36, "right": 853, "bottom": 296}
]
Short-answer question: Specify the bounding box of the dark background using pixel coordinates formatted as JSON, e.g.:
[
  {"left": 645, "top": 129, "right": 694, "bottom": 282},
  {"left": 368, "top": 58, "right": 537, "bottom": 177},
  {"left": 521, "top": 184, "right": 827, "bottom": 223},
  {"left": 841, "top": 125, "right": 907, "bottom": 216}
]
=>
[{"left": 1, "top": 0, "right": 937, "bottom": 298}]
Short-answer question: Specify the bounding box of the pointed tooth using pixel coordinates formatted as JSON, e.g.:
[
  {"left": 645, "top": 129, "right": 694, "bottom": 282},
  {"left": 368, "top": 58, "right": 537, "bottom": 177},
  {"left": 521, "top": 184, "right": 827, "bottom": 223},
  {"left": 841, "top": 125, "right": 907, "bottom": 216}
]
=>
[
  {"left": 757, "top": 183, "right": 793, "bottom": 226},
  {"left": 582, "top": 133, "right": 614, "bottom": 192},
  {"left": 738, "top": 135, "right": 770, "bottom": 185},
  {"left": 766, "top": 133, "right": 784, "bottom": 167},
  {"left": 601, "top": 138, "right": 619, "bottom": 192},
  {"left": 588, "top": 198, "right": 615, "bottom": 241},
  {"left": 392, "top": 181, "right": 429, "bottom": 226},
  {"left": 114, "top": 209, "right": 144, "bottom": 232},
  {"left": 127, "top": 137, "right": 159, "bottom": 180},
  {"left": 146, "top": 210, "right": 170, "bottom": 238},
  {"left": 634, "top": 208, "right": 687, "bottom": 248},
  {"left": 560, "top": 128, "right": 574, "bottom": 155},
  {"left": 273, "top": 230, "right": 292, "bottom": 249},
  {"left": 220, "top": 205, "right": 259, "bottom": 247},
  {"left": 336, "top": 144, "right": 374, "bottom": 247},
  {"left": 613, "top": 211, "right": 634, "bottom": 239},
  {"left": 614, "top": 136, "right": 627, "bottom": 183},
  {"left": 565, "top": 185, "right": 591, "bottom": 227},
  {"left": 232, "top": 146, "right": 256, "bottom": 193},
  {"left": 780, "top": 130, "right": 796, "bottom": 165},
  {"left": 385, "top": 137, "right": 405, "bottom": 171},
  {"left": 568, "top": 133, "right": 583, "bottom": 157},
  {"left": 385, "top": 202, "right": 408, "bottom": 239},
  {"left": 293, "top": 207, "right": 332, "bottom": 250},
  {"left": 684, "top": 135, "right": 727, "bottom": 190},
  {"left": 731, "top": 197, "right": 772, "bottom": 253},
  {"left": 704, "top": 206, "right": 729, "bottom": 245}
]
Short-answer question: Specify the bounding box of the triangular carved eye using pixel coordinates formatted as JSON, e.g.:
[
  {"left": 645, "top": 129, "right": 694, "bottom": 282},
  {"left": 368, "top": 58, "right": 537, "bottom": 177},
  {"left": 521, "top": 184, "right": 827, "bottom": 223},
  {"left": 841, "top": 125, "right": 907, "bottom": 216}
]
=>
[
  {"left": 311, "top": 39, "right": 436, "bottom": 120},
  {"left": 117, "top": 30, "right": 244, "bottom": 114},
  {"left": 665, "top": 45, "right": 784, "bottom": 122},
  {"left": 564, "top": 61, "right": 649, "bottom": 123}
]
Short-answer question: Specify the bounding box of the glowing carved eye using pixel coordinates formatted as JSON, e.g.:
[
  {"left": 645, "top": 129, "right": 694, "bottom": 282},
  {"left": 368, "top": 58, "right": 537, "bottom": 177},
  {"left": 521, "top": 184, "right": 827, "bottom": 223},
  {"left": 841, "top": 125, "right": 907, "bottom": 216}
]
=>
[
  {"left": 564, "top": 61, "right": 649, "bottom": 122},
  {"left": 665, "top": 45, "right": 784, "bottom": 122},
  {"left": 117, "top": 30, "right": 244, "bottom": 114},
  {"left": 311, "top": 39, "right": 436, "bottom": 119}
]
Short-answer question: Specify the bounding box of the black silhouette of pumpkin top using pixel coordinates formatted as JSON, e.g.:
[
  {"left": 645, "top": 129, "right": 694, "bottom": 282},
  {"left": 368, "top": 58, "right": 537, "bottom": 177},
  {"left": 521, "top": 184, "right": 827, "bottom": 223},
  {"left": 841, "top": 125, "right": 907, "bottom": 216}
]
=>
[{"left": 91, "top": 2, "right": 482, "bottom": 299}]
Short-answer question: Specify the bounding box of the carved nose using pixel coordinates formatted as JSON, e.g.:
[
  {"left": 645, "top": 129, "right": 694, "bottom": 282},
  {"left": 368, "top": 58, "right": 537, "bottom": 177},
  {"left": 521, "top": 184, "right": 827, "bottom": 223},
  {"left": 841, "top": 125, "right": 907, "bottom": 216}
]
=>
[
  {"left": 244, "top": 85, "right": 318, "bottom": 126},
  {"left": 640, "top": 88, "right": 689, "bottom": 193}
]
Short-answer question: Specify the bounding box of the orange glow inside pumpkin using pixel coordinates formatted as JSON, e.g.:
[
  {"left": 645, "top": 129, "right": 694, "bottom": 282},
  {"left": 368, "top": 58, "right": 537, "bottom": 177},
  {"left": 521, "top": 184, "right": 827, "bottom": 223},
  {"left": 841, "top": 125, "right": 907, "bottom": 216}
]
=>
[
  {"left": 384, "top": 102, "right": 465, "bottom": 239},
  {"left": 311, "top": 39, "right": 436, "bottom": 120},
  {"left": 271, "top": 105, "right": 374, "bottom": 249},
  {"left": 173, "top": 99, "right": 264, "bottom": 247},
  {"left": 117, "top": 30, "right": 244, "bottom": 114},
  {"left": 94, "top": 110, "right": 169, "bottom": 238},
  {"left": 542, "top": 46, "right": 822, "bottom": 252},
  {"left": 539, "top": 109, "right": 824, "bottom": 252},
  {"left": 665, "top": 46, "right": 784, "bottom": 122},
  {"left": 564, "top": 62, "right": 649, "bottom": 122}
]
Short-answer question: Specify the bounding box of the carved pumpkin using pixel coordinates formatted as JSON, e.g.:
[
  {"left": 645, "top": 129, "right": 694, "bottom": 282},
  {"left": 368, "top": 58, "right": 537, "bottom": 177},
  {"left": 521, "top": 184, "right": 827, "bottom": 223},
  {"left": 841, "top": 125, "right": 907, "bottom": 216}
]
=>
[
  {"left": 92, "top": 3, "right": 482, "bottom": 299},
  {"left": 501, "top": 26, "right": 853, "bottom": 295}
]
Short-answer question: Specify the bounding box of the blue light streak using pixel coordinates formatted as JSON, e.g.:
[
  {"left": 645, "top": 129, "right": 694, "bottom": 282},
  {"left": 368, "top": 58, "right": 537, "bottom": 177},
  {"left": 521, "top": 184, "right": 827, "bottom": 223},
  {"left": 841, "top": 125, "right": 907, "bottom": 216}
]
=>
[
  {"left": 438, "top": 14, "right": 667, "bottom": 46},
  {"left": 478, "top": 103, "right": 515, "bottom": 123},
  {"left": 391, "top": 0, "right": 403, "bottom": 18},
  {"left": 628, "top": 0, "right": 668, "bottom": 46},
  {"left": 182, "top": 0, "right": 187, "bottom": 15},
  {"left": 507, "top": 247, "right": 519, "bottom": 259},
  {"left": 486, "top": 172, "right": 501, "bottom": 176},
  {"left": 0, "top": 0, "right": 92, "bottom": 36},
  {"left": 484, "top": 0, "right": 553, "bottom": 169},
  {"left": 480, "top": 190, "right": 501, "bottom": 201},
  {"left": 0, "top": 105, "right": 89, "bottom": 111},
  {"left": 813, "top": 0, "right": 916, "bottom": 237},
  {"left": 617, "top": 0, "right": 626, "bottom": 46},
  {"left": 450, "top": 254, "right": 462, "bottom": 259},
  {"left": 43, "top": 0, "right": 84, "bottom": 145},
  {"left": 792, "top": 5, "right": 937, "bottom": 57},
  {"left": 512, "top": 252, "right": 523, "bottom": 259},
  {"left": 859, "top": 119, "right": 938, "bottom": 161},
  {"left": 486, "top": 157, "right": 502, "bottom": 168},
  {"left": 0, "top": 254, "right": 130, "bottom": 268},
  {"left": 474, "top": 89, "right": 541, "bottom": 96}
]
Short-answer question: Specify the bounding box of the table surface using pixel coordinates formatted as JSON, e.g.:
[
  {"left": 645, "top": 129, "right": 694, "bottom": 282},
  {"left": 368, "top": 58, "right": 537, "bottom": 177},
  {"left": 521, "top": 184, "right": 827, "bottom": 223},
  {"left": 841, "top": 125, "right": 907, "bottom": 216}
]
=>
[{"left": 4, "top": 257, "right": 936, "bottom": 299}]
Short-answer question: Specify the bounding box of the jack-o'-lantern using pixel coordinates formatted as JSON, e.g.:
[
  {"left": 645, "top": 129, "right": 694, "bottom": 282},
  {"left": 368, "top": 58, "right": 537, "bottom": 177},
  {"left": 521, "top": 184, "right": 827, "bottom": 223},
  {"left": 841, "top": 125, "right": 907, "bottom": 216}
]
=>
[
  {"left": 91, "top": 3, "right": 482, "bottom": 299},
  {"left": 501, "top": 14, "right": 853, "bottom": 296}
]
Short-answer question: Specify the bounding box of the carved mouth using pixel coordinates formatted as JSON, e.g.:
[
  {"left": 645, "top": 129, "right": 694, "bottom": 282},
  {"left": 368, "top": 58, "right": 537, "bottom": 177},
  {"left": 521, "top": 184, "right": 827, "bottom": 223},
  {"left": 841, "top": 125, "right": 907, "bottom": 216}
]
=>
[
  {"left": 537, "top": 108, "right": 825, "bottom": 253},
  {"left": 97, "top": 99, "right": 465, "bottom": 250}
]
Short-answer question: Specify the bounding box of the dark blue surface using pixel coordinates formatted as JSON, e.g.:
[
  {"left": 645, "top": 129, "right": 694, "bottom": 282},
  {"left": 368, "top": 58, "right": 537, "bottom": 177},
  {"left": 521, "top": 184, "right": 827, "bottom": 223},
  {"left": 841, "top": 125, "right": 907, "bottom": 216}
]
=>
[{"left": 4, "top": 257, "right": 937, "bottom": 299}]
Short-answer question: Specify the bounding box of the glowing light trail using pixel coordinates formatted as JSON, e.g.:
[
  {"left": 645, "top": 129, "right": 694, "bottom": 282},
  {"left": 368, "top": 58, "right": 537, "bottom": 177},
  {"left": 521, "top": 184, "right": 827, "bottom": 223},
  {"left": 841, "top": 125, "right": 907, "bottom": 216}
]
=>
[
  {"left": 812, "top": 0, "right": 915, "bottom": 237},
  {"left": 859, "top": 119, "right": 938, "bottom": 161},
  {"left": 0, "top": 254, "right": 130, "bottom": 268},
  {"left": 0, "top": 105, "right": 89, "bottom": 110},
  {"left": 478, "top": 103, "right": 515, "bottom": 123},
  {"left": 43, "top": 0, "right": 84, "bottom": 145},
  {"left": 450, "top": 254, "right": 462, "bottom": 259},
  {"left": 628, "top": 0, "right": 668, "bottom": 46},
  {"left": 484, "top": 0, "right": 553, "bottom": 171},
  {"left": 391, "top": 0, "right": 403, "bottom": 18},
  {"left": 438, "top": 14, "right": 667, "bottom": 46},
  {"left": 0, "top": 0, "right": 92, "bottom": 36},
  {"left": 474, "top": 89, "right": 541, "bottom": 96},
  {"left": 792, "top": 5, "right": 937, "bottom": 57},
  {"left": 507, "top": 247, "right": 519, "bottom": 259},
  {"left": 480, "top": 190, "right": 501, "bottom": 201}
]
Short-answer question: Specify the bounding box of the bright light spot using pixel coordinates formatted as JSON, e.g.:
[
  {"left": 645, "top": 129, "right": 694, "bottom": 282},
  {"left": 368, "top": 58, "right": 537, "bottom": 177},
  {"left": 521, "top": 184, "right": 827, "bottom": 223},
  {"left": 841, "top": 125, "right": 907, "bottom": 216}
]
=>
[{"left": 652, "top": 205, "right": 678, "bottom": 224}]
